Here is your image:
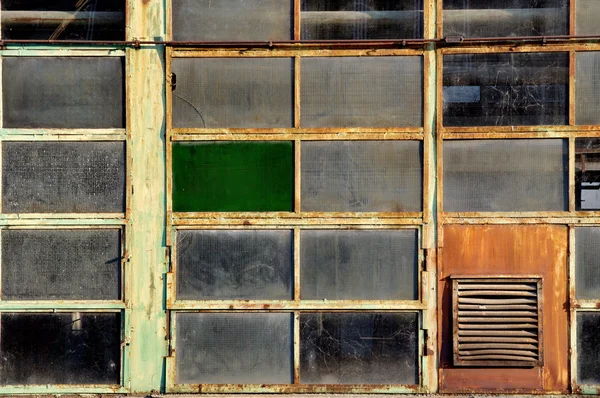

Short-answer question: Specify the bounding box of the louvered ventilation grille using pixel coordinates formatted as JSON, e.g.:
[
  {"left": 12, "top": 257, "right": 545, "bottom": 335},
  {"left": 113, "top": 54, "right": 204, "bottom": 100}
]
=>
[{"left": 452, "top": 276, "right": 543, "bottom": 367}]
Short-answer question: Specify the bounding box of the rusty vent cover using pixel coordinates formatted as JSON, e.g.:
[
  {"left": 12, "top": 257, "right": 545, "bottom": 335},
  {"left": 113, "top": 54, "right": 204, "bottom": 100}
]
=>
[{"left": 451, "top": 276, "right": 543, "bottom": 367}]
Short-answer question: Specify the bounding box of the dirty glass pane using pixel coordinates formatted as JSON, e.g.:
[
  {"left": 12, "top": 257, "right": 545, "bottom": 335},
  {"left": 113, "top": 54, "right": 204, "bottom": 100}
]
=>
[
  {"left": 176, "top": 230, "right": 293, "bottom": 300},
  {"left": 1, "top": 0, "right": 125, "bottom": 40},
  {"left": 172, "top": 0, "right": 292, "bottom": 41},
  {"left": 2, "top": 57, "right": 125, "bottom": 128},
  {"left": 0, "top": 312, "right": 120, "bottom": 384},
  {"left": 2, "top": 142, "right": 126, "bottom": 213},
  {"left": 172, "top": 58, "right": 294, "bottom": 128},
  {"left": 575, "top": 228, "right": 600, "bottom": 300},
  {"left": 172, "top": 141, "right": 294, "bottom": 212},
  {"left": 2, "top": 229, "right": 121, "bottom": 300},
  {"left": 301, "top": 141, "right": 422, "bottom": 212},
  {"left": 576, "top": 0, "right": 600, "bottom": 35},
  {"left": 577, "top": 312, "right": 600, "bottom": 384},
  {"left": 443, "top": 139, "right": 568, "bottom": 212},
  {"left": 300, "top": 312, "right": 418, "bottom": 384},
  {"left": 301, "top": 0, "right": 423, "bottom": 40},
  {"left": 300, "top": 230, "right": 418, "bottom": 300},
  {"left": 301, "top": 57, "right": 422, "bottom": 127},
  {"left": 176, "top": 312, "right": 293, "bottom": 384},
  {"left": 443, "top": 53, "right": 568, "bottom": 126},
  {"left": 443, "top": 0, "right": 567, "bottom": 37},
  {"left": 576, "top": 53, "right": 600, "bottom": 125},
  {"left": 576, "top": 138, "right": 600, "bottom": 210}
]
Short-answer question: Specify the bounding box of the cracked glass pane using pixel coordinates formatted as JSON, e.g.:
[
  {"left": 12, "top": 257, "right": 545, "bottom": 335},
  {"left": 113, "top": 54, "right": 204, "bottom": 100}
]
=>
[
  {"left": 2, "top": 229, "right": 121, "bottom": 300},
  {"left": 176, "top": 230, "right": 293, "bottom": 300},
  {"left": 577, "top": 312, "right": 600, "bottom": 384},
  {"left": 0, "top": 312, "right": 121, "bottom": 384},
  {"left": 176, "top": 312, "right": 293, "bottom": 384},
  {"left": 576, "top": 138, "right": 600, "bottom": 210},
  {"left": 300, "top": 312, "right": 419, "bottom": 384},
  {"left": 443, "top": 53, "right": 568, "bottom": 126},
  {"left": 575, "top": 227, "right": 600, "bottom": 299}
]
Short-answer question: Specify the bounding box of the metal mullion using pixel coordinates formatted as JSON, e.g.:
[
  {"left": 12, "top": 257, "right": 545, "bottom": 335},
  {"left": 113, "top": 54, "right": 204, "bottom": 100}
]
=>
[
  {"left": 569, "top": 226, "right": 578, "bottom": 391},
  {"left": 442, "top": 216, "right": 600, "bottom": 224},
  {"left": 170, "top": 129, "right": 424, "bottom": 138},
  {"left": 172, "top": 216, "right": 424, "bottom": 227},
  {"left": 440, "top": 44, "right": 584, "bottom": 55},
  {"left": 170, "top": 301, "right": 426, "bottom": 311},
  {"left": 293, "top": 311, "right": 300, "bottom": 385},
  {"left": 570, "top": 0, "right": 576, "bottom": 36},
  {"left": 570, "top": 137, "right": 576, "bottom": 212},
  {"left": 294, "top": 0, "right": 301, "bottom": 40},
  {"left": 170, "top": 48, "right": 424, "bottom": 58},
  {"left": 166, "top": 47, "right": 174, "bottom": 247},
  {"left": 0, "top": 49, "right": 125, "bottom": 57},
  {"left": 570, "top": 50, "right": 576, "bottom": 126},
  {"left": 0, "top": 131, "right": 127, "bottom": 141},
  {"left": 0, "top": 385, "right": 127, "bottom": 394},
  {"left": 443, "top": 129, "right": 578, "bottom": 138}
]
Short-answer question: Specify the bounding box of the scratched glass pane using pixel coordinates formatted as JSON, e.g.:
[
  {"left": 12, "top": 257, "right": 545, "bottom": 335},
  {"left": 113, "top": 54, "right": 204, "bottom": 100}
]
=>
[
  {"left": 172, "top": 58, "right": 294, "bottom": 128},
  {"left": 301, "top": 230, "right": 418, "bottom": 300},
  {"left": 172, "top": 0, "right": 292, "bottom": 41},
  {"left": 2, "top": 57, "right": 125, "bottom": 128},
  {"left": 443, "top": 139, "right": 568, "bottom": 212},
  {"left": 576, "top": 138, "right": 600, "bottom": 210},
  {"left": 2, "top": 142, "right": 126, "bottom": 213},
  {"left": 575, "top": 228, "right": 600, "bottom": 299},
  {"left": 577, "top": 312, "right": 600, "bottom": 384},
  {"left": 300, "top": 312, "right": 418, "bottom": 384},
  {"left": 301, "top": 141, "right": 422, "bottom": 212},
  {"left": 301, "top": 0, "right": 423, "bottom": 40},
  {"left": 1, "top": 0, "right": 125, "bottom": 40},
  {"left": 0, "top": 312, "right": 120, "bottom": 384},
  {"left": 301, "top": 57, "right": 422, "bottom": 127},
  {"left": 443, "top": 0, "right": 567, "bottom": 37},
  {"left": 443, "top": 53, "right": 568, "bottom": 126},
  {"left": 2, "top": 229, "right": 121, "bottom": 300},
  {"left": 176, "top": 230, "right": 293, "bottom": 300},
  {"left": 576, "top": 53, "right": 600, "bottom": 125},
  {"left": 176, "top": 313, "right": 293, "bottom": 384},
  {"left": 576, "top": 0, "right": 600, "bottom": 35}
]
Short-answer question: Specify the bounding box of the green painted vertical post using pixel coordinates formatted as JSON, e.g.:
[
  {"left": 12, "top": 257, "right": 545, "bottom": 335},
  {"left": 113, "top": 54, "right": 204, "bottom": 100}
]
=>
[{"left": 127, "top": 0, "right": 167, "bottom": 393}]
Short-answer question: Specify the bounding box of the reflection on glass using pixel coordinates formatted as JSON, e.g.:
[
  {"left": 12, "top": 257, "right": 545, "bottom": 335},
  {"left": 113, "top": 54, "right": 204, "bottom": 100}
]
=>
[
  {"left": 576, "top": 139, "right": 600, "bottom": 210},
  {"left": 577, "top": 312, "right": 600, "bottom": 384}
]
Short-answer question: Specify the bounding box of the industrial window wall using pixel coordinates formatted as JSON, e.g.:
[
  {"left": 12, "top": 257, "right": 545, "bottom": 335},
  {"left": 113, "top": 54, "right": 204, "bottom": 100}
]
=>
[{"left": 0, "top": 0, "right": 600, "bottom": 395}]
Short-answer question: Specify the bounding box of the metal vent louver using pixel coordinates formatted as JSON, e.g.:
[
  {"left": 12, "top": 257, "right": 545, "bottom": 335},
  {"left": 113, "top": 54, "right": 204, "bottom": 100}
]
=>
[{"left": 452, "top": 276, "right": 543, "bottom": 367}]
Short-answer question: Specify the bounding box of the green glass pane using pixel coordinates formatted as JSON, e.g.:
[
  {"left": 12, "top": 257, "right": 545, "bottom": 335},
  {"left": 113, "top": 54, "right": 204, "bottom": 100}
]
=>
[{"left": 172, "top": 141, "right": 294, "bottom": 212}]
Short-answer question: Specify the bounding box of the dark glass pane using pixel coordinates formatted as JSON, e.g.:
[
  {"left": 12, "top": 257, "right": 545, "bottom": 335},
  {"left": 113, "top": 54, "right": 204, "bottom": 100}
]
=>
[
  {"left": 2, "top": 142, "right": 126, "bottom": 213},
  {"left": 575, "top": 228, "right": 600, "bottom": 299},
  {"left": 301, "top": 57, "right": 422, "bottom": 127},
  {"left": 443, "top": 0, "right": 567, "bottom": 37},
  {"left": 2, "top": 229, "right": 121, "bottom": 300},
  {"left": 443, "top": 139, "right": 568, "bottom": 212},
  {"left": 172, "top": 141, "right": 294, "bottom": 212},
  {"left": 172, "top": 0, "right": 292, "bottom": 41},
  {"left": 576, "top": 53, "right": 600, "bottom": 125},
  {"left": 576, "top": 0, "right": 600, "bottom": 35},
  {"left": 577, "top": 312, "right": 600, "bottom": 384},
  {"left": 0, "top": 312, "right": 121, "bottom": 384},
  {"left": 443, "top": 53, "right": 568, "bottom": 126},
  {"left": 301, "top": 0, "right": 423, "bottom": 40},
  {"left": 1, "top": 0, "right": 125, "bottom": 40},
  {"left": 176, "top": 312, "right": 293, "bottom": 384},
  {"left": 300, "top": 312, "right": 418, "bottom": 384},
  {"left": 2, "top": 57, "right": 125, "bottom": 128},
  {"left": 576, "top": 138, "right": 600, "bottom": 210},
  {"left": 300, "top": 230, "right": 418, "bottom": 300},
  {"left": 176, "top": 230, "right": 293, "bottom": 300},
  {"left": 301, "top": 141, "right": 422, "bottom": 212},
  {"left": 172, "top": 58, "right": 294, "bottom": 128}
]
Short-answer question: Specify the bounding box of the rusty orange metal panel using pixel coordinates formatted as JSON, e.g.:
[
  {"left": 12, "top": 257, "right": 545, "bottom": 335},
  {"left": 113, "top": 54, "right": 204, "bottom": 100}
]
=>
[{"left": 439, "top": 225, "right": 569, "bottom": 393}]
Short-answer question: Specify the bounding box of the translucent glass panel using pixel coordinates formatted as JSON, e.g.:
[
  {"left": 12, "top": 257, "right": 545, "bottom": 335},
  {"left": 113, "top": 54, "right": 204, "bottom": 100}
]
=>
[
  {"left": 301, "top": 141, "right": 422, "bottom": 212},
  {"left": 0, "top": 312, "right": 120, "bottom": 384},
  {"left": 175, "top": 313, "right": 293, "bottom": 384},
  {"left": 577, "top": 312, "right": 600, "bottom": 384},
  {"left": 576, "top": 139, "right": 600, "bottom": 210},
  {"left": 300, "top": 312, "right": 418, "bottom": 384},
  {"left": 575, "top": 228, "right": 600, "bottom": 300},
  {"left": 443, "top": 139, "right": 568, "bottom": 212},
  {"left": 443, "top": 0, "right": 567, "bottom": 37},
  {"left": 2, "top": 142, "right": 125, "bottom": 213},
  {"left": 1, "top": 0, "right": 125, "bottom": 40},
  {"left": 301, "top": 0, "right": 423, "bottom": 40},
  {"left": 2, "top": 57, "right": 125, "bottom": 128},
  {"left": 576, "top": 53, "right": 600, "bottom": 125},
  {"left": 176, "top": 230, "right": 293, "bottom": 300},
  {"left": 443, "top": 53, "right": 568, "bottom": 126},
  {"left": 300, "top": 230, "right": 418, "bottom": 300},
  {"left": 172, "top": 58, "right": 294, "bottom": 128},
  {"left": 576, "top": 0, "right": 600, "bottom": 35},
  {"left": 301, "top": 57, "right": 422, "bottom": 127},
  {"left": 172, "top": 0, "right": 292, "bottom": 41},
  {"left": 171, "top": 141, "right": 294, "bottom": 212},
  {"left": 1, "top": 229, "right": 121, "bottom": 300}
]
